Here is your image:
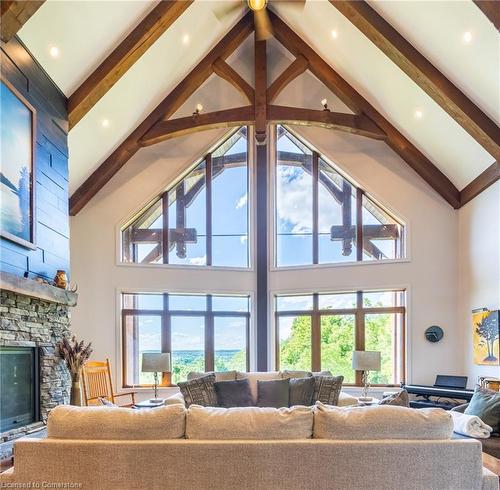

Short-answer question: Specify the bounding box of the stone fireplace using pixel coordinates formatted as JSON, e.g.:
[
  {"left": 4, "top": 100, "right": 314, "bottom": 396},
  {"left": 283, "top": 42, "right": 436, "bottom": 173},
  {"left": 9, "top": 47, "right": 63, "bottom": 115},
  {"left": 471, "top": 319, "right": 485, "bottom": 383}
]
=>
[{"left": 0, "top": 272, "right": 77, "bottom": 463}]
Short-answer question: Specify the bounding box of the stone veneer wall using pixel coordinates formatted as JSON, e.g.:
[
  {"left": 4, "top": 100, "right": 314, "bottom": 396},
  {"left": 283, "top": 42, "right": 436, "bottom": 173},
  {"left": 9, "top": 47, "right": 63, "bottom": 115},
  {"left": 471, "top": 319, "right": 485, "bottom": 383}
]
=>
[{"left": 0, "top": 289, "right": 72, "bottom": 460}]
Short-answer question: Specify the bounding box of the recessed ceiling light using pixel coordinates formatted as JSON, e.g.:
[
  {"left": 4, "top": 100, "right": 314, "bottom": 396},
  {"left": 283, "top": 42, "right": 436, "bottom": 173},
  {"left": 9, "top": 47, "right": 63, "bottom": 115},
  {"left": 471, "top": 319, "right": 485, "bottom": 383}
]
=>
[
  {"left": 331, "top": 30, "right": 338, "bottom": 39},
  {"left": 101, "top": 118, "right": 110, "bottom": 128},
  {"left": 182, "top": 34, "right": 190, "bottom": 45},
  {"left": 463, "top": 31, "right": 472, "bottom": 43},
  {"left": 49, "top": 46, "right": 60, "bottom": 58},
  {"left": 414, "top": 110, "right": 423, "bottom": 120}
]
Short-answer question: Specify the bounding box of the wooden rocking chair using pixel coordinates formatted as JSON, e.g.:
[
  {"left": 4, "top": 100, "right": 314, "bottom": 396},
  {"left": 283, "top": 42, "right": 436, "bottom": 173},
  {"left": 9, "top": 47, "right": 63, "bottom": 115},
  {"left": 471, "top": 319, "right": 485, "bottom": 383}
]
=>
[{"left": 82, "top": 359, "right": 137, "bottom": 407}]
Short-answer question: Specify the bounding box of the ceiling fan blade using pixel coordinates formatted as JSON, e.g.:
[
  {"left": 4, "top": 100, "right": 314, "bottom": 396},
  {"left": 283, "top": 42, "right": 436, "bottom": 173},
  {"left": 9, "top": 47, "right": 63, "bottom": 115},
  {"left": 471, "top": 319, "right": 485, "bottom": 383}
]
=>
[
  {"left": 254, "top": 8, "right": 274, "bottom": 41},
  {"left": 272, "top": 0, "right": 306, "bottom": 10},
  {"left": 213, "top": 1, "right": 244, "bottom": 22}
]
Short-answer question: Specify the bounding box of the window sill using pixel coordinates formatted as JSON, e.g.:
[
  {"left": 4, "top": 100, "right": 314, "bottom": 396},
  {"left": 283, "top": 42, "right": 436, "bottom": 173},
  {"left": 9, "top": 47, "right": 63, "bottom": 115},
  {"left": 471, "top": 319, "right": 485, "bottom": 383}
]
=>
[{"left": 270, "top": 258, "right": 410, "bottom": 273}]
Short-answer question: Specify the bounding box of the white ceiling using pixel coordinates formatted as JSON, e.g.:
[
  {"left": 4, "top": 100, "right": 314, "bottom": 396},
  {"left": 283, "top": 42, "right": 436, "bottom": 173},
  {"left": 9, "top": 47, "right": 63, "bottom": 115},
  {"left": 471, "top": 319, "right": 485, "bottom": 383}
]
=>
[{"left": 17, "top": 0, "right": 499, "bottom": 195}]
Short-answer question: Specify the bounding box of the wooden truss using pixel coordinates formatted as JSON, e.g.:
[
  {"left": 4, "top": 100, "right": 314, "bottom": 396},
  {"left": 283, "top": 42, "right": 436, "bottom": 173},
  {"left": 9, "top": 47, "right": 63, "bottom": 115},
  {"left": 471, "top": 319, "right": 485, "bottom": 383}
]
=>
[{"left": 69, "top": 8, "right": 499, "bottom": 215}]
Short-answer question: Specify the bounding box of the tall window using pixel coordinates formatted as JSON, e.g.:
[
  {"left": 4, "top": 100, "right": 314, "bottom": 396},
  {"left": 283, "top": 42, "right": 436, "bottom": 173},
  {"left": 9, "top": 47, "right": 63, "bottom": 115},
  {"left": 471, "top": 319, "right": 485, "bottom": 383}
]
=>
[
  {"left": 122, "top": 293, "right": 250, "bottom": 386},
  {"left": 122, "top": 127, "right": 249, "bottom": 268},
  {"left": 275, "top": 290, "right": 405, "bottom": 385},
  {"left": 275, "top": 126, "right": 405, "bottom": 267}
]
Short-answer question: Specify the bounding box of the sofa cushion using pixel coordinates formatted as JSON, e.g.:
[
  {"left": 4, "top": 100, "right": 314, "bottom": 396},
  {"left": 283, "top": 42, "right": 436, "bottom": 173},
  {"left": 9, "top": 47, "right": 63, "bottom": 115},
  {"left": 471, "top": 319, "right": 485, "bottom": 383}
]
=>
[
  {"left": 236, "top": 371, "right": 281, "bottom": 404},
  {"left": 47, "top": 404, "right": 186, "bottom": 440},
  {"left": 186, "top": 405, "right": 314, "bottom": 439},
  {"left": 379, "top": 390, "right": 410, "bottom": 408},
  {"left": 289, "top": 377, "right": 316, "bottom": 406},
  {"left": 257, "top": 378, "right": 290, "bottom": 408},
  {"left": 465, "top": 387, "right": 500, "bottom": 435},
  {"left": 313, "top": 403, "right": 453, "bottom": 440},
  {"left": 214, "top": 379, "right": 253, "bottom": 408},
  {"left": 187, "top": 371, "right": 237, "bottom": 382},
  {"left": 281, "top": 370, "right": 312, "bottom": 379},
  {"left": 178, "top": 373, "right": 218, "bottom": 407},
  {"left": 312, "top": 375, "right": 344, "bottom": 405}
]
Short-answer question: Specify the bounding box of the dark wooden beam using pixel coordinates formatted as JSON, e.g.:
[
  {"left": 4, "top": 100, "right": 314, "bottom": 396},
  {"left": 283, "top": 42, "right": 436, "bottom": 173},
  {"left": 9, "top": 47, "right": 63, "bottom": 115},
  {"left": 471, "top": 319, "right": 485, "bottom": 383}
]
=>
[
  {"left": 140, "top": 106, "right": 254, "bottom": 146},
  {"left": 254, "top": 38, "right": 267, "bottom": 143},
  {"left": 68, "top": 1, "right": 192, "bottom": 129},
  {"left": 459, "top": 161, "right": 500, "bottom": 206},
  {"left": 330, "top": 1, "right": 500, "bottom": 160},
  {"left": 269, "top": 10, "right": 461, "bottom": 208},
  {"left": 1, "top": 1, "right": 44, "bottom": 43},
  {"left": 268, "top": 105, "right": 386, "bottom": 140},
  {"left": 212, "top": 58, "right": 255, "bottom": 103},
  {"left": 267, "top": 54, "right": 308, "bottom": 102},
  {"left": 474, "top": 1, "right": 500, "bottom": 30},
  {"left": 70, "top": 13, "right": 253, "bottom": 215}
]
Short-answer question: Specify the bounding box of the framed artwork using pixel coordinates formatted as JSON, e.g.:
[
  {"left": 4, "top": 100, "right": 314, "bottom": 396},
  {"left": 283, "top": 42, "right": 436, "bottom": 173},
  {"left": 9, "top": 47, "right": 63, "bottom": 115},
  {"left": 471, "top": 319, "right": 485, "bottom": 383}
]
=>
[
  {"left": 0, "top": 78, "right": 36, "bottom": 249},
  {"left": 473, "top": 309, "right": 499, "bottom": 366}
]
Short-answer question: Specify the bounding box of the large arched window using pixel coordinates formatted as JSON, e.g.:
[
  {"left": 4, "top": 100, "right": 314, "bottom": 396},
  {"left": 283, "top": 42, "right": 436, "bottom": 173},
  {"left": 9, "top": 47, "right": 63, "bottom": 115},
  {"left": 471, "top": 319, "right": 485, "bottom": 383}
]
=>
[{"left": 122, "top": 127, "right": 249, "bottom": 268}]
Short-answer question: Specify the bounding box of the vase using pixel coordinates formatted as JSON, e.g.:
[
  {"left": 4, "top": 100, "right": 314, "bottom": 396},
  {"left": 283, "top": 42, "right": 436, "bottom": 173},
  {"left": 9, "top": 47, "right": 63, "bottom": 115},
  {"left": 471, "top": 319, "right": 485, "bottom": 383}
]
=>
[
  {"left": 70, "top": 371, "right": 82, "bottom": 406},
  {"left": 54, "top": 270, "right": 68, "bottom": 289}
]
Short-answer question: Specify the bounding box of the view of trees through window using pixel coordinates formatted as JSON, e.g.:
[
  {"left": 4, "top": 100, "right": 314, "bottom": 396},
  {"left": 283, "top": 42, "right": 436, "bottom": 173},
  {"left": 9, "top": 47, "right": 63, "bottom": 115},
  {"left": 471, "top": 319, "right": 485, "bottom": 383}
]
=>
[
  {"left": 277, "top": 291, "right": 405, "bottom": 385},
  {"left": 122, "top": 127, "right": 249, "bottom": 268},
  {"left": 122, "top": 293, "right": 250, "bottom": 386}
]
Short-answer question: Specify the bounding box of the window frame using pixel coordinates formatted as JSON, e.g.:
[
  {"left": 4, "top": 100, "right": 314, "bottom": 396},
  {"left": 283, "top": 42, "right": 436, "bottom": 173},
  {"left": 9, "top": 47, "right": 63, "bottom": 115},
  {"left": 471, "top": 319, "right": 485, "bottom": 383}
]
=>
[
  {"left": 121, "top": 127, "right": 251, "bottom": 269},
  {"left": 274, "top": 290, "right": 406, "bottom": 387},
  {"left": 122, "top": 293, "right": 251, "bottom": 387},
  {"left": 272, "top": 125, "right": 406, "bottom": 269}
]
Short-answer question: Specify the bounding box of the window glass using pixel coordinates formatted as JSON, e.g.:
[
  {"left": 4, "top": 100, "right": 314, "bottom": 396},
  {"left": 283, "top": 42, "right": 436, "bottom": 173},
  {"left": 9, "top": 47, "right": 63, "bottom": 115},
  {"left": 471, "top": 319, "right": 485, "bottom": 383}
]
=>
[
  {"left": 169, "top": 295, "right": 206, "bottom": 311},
  {"left": 137, "top": 316, "right": 162, "bottom": 385},
  {"left": 214, "top": 316, "right": 247, "bottom": 371},
  {"left": 318, "top": 293, "right": 357, "bottom": 310},
  {"left": 363, "top": 290, "right": 405, "bottom": 308},
  {"left": 212, "top": 296, "right": 249, "bottom": 312},
  {"left": 171, "top": 316, "right": 205, "bottom": 384},
  {"left": 276, "top": 295, "right": 313, "bottom": 312},
  {"left": 122, "top": 293, "right": 163, "bottom": 310},
  {"left": 320, "top": 315, "right": 355, "bottom": 383},
  {"left": 278, "top": 315, "right": 312, "bottom": 371}
]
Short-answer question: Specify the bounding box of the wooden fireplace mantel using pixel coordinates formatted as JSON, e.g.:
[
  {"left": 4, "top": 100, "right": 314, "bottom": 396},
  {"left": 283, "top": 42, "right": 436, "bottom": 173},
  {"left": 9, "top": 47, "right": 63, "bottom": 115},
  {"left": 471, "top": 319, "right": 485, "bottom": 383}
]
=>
[{"left": 0, "top": 271, "right": 78, "bottom": 307}]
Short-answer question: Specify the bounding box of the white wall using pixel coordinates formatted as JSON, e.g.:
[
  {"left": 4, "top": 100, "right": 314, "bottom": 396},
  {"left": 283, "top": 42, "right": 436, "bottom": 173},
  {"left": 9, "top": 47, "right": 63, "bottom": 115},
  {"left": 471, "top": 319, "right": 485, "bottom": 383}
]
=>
[
  {"left": 458, "top": 181, "right": 500, "bottom": 388},
  {"left": 70, "top": 122, "right": 464, "bottom": 399}
]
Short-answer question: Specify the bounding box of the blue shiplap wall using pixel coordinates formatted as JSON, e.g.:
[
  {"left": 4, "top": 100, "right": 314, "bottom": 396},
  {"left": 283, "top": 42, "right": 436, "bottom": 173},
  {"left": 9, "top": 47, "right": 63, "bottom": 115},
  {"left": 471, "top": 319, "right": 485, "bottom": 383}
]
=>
[{"left": 1, "top": 37, "right": 69, "bottom": 280}]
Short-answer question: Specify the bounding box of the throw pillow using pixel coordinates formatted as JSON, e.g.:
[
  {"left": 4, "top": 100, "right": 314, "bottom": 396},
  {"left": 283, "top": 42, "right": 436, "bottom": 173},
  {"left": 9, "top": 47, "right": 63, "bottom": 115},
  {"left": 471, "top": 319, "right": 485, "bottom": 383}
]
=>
[
  {"left": 214, "top": 379, "right": 253, "bottom": 408},
  {"left": 289, "top": 377, "right": 316, "bottom": 406},
  {"left": 379, "top": 390, "right": 410, "bottom": 408},
  {"left": 312, "top": 375, "right": 344, "bottom": 406},
  {"left": 281, "top": 370, "right": 312, "bottom": 379},
  {"left": 257, "top": 378, "right": 290, "bottom": 408},
  {"left": 177, "top": 373, "right": 218, "bottom": 407},
  {"left": 98, "top": 397, "right": 117, "bottom": 407},
  {"left": 465, "top": 387, "right": 500, "bottom": 435}
]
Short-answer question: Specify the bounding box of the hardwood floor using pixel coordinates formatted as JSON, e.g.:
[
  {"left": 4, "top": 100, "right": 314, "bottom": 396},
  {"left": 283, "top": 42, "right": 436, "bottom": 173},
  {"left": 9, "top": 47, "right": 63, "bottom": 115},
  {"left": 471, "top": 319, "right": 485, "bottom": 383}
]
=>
[{"left": 483, "top": 452, "right": 500, "bottom": 476}]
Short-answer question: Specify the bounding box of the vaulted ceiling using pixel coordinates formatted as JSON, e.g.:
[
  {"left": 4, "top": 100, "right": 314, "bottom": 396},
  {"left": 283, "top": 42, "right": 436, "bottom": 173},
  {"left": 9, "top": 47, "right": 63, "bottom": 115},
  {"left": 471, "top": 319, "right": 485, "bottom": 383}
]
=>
[{"left": 11, "top": 0, "right": 500, "bottom": 213}]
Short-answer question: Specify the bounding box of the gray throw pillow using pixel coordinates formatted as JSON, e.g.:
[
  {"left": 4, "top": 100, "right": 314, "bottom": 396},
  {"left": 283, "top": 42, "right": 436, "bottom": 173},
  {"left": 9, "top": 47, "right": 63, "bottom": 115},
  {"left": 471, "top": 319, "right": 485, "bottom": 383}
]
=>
[
  {"left": 312, "top": 375, "right": 344, "bottom": 406},
  {"left": 289, "top": 377, "right": 315, "bottom": 406},
  {"left": 379, "top": 390, "right": 410, "bottom": 408},
  {"left": 257, "top": 378, "right": 290, "bottom": 408},
  {"left": 465, "top": 387, "right": 500, "bottom": 435},
  {"left": 214, "top": 379, "right": 253, "bottom": 408},
  {"left": 178, "top": 373, "right": 218, "bottom": 407}
]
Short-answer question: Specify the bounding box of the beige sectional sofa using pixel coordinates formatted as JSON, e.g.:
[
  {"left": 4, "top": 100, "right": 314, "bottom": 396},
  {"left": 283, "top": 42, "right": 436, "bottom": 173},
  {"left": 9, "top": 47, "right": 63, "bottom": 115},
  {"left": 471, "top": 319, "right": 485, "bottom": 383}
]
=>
[{"left": 2, "top": 402, "right": 498, "bottom": 490}]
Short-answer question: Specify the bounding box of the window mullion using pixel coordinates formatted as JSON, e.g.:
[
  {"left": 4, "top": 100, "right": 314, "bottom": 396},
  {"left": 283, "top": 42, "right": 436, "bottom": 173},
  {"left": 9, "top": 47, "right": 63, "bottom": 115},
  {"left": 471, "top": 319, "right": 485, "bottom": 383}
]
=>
[
  {"left": 206, "top": 155, "right": 212, "bottom": 266},
  {"left": 161, "top": 293, "right": 171, "bottom": 386},
  {"left": 355, "top": 291, "right": 364, "bottom": 385},
  {"left": 162, "top": 193, "right": 169, "bottom": 264},
  {"left": 356, "top": 188, "right": 364, "bottom": 262},
  {"left": 312, "top": 152, "right": 319, "bottom": 265},
  {"left": 206, "top": 295, "right": 214, "bottom": 371},
  {"left": 311, "top": 293, "right": 321, "bottom": 372}
]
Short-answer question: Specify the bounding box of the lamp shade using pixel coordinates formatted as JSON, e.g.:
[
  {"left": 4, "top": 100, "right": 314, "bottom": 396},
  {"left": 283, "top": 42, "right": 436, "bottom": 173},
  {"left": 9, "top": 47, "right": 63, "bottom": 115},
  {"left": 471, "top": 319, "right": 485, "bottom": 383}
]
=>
[
  {"left": 142, "top": 353, "right": 171, "bottom": 373},
  {"left": 352, "top": 351, "right": 381, "bottom": 371}
]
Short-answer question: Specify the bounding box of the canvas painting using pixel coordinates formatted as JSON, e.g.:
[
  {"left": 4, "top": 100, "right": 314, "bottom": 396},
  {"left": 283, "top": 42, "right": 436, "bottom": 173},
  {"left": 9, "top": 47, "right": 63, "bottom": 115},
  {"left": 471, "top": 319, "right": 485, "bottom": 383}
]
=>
[
  {"left": 473, "top": 309, "right": 500, "bottom": 366},
  {"left": 0, "top": 79, "right": 35, "bottom": 248}
]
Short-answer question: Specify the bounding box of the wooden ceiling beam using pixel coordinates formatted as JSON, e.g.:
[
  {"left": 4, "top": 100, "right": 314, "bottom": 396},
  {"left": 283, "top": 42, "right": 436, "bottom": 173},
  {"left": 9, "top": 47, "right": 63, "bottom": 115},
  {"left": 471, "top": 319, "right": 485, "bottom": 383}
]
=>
[
  {"left": 330, "top": 1, "right": 500, "bottom": 160},
  {"left": 268, "top": 105, "right": 386, "bottom": 140},
  {"left": 69, "top": 12, "right": 254, "bottom": 216},
  {"left": 267, "top": 54, "right": 309, "bottom": 103},
  {"left": 0, "top": 1, "right": 45, "bottom": 43},
  {"left": 212, "top": 58, "right": 254, "bottom": 103},
  {"left": 459, "top": 161, "right": 500, "bottom": 207},
  {"left": 140, "top": 106, "right": 255, "bottom": 146},
  {"left": 254, "top": 38, "right": 268, "bottom": 143},
  {"left": 474, "top": 1, "right": 500, "bottom": 30},
  {"left": 269, "top": 10, "right": 461, "bottom": 208},
  {"left": 68, "top": 0, "right": 193, "bottom": 130}
]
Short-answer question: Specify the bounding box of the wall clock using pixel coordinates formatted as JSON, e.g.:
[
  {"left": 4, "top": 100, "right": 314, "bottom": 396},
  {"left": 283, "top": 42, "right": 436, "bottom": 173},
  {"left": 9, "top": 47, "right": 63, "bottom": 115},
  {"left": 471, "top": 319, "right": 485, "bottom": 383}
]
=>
[{"left": 425, "top": 326, "right": 444, "bottom": 343}]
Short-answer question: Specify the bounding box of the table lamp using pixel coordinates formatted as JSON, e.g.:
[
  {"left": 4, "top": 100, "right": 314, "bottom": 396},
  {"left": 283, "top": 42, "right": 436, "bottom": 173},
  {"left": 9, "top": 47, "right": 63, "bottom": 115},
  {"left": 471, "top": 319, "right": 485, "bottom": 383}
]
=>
[
  {"left": 142, "top": 353, "right": 171, "bottom": 403},
  {"left": 352, "top": 351, "right": 381, "bottom": 402}
]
